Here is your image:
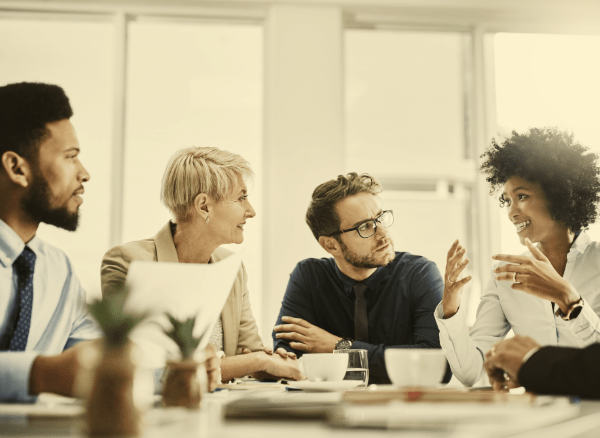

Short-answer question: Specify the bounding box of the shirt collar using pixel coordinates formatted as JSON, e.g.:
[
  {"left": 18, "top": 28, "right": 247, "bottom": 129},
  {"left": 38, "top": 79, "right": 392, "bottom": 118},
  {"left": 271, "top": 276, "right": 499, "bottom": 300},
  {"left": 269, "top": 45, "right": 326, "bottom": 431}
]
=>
[
  {"left": 0, "top": 219, "right": 43, "bottom": 268},
  {"left": 568, "top": 230, "right": 591, "bottom": 259},
  {"left": 334, "top": 260, "right": 386, "bottom": 296},
  {"left": 0, "top": 218, "right": 26, "bottom": 268}
]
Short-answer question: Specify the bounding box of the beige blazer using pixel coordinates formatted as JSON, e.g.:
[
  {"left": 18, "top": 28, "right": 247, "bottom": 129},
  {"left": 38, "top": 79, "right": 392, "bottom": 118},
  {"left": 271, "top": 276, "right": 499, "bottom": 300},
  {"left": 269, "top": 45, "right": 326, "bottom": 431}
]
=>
[{"left": 100, "top": 222, "right": 264, "bottom": 357}]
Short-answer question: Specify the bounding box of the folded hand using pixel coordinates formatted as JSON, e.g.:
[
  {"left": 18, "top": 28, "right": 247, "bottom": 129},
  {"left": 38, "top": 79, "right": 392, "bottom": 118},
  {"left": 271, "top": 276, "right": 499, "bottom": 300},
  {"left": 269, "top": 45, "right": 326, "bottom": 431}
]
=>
[{"left": 274, "top": 316, "right": 339, "bottom": 353}]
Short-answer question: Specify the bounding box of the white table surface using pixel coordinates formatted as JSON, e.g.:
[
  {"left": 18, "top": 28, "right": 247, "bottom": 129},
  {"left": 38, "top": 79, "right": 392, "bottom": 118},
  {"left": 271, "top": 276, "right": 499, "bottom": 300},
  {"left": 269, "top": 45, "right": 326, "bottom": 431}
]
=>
[{"left": 2, "top": 388, "right": 600, "bottom": 438}]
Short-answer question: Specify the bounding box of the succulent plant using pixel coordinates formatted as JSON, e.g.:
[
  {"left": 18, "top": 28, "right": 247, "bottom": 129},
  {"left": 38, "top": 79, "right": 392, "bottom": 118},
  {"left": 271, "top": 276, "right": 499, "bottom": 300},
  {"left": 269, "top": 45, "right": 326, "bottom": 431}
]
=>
[
  {"left": 163, "top": 314, "right": 202, "bottom": 360},
  {"left": 88, "top": 288, "right": 147, "bottom": 348}
]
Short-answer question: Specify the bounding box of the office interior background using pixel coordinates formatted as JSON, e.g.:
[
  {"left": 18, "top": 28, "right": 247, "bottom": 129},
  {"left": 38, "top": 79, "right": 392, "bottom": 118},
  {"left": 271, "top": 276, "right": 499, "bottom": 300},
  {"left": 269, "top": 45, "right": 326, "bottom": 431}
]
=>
[{"left": 1, "top": 0, "right": 599, "bottom": 345}]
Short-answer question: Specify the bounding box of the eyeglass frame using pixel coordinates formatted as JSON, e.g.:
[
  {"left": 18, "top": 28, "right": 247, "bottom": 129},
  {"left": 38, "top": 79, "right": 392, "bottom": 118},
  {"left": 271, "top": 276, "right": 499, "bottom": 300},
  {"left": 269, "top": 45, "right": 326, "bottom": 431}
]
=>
[{"left": 327, "top": 210, "right": 394, "bottom": 239}]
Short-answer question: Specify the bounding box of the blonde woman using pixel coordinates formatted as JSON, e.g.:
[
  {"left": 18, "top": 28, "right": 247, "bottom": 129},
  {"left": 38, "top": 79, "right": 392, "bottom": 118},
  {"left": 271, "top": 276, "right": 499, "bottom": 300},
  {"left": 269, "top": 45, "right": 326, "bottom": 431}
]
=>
[{"left": 101, "top": 147, "right": 303, "bottom": 382}]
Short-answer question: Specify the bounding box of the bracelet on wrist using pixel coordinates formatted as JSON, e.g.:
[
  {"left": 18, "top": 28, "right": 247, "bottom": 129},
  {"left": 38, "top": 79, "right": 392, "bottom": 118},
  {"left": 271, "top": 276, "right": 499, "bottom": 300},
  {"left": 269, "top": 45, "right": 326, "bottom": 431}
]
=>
[{"left": 521, "top": 347, "right": 541, "bottom": 365}]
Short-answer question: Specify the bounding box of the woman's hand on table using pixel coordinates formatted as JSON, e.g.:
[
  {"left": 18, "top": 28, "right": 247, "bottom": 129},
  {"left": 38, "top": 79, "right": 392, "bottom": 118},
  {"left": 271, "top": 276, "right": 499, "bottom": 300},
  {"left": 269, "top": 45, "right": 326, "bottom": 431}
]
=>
[
  {"left": 204, "top": 344, "right": 220, "bottom": 392},
  {"left": 442, "top": 239, "right": 472, "bottom": 319},
  {"left": 483, "top": 335, "right": 541, "bottom": 392},
  {"left": 251, "top": 351, "right": 306, "bottom": 381},
  {"left": 492, "top": 238, "right": 580, "bottom": 314},
  {"left": 241, "top": 346, "right": 297, "bottom": 360}
]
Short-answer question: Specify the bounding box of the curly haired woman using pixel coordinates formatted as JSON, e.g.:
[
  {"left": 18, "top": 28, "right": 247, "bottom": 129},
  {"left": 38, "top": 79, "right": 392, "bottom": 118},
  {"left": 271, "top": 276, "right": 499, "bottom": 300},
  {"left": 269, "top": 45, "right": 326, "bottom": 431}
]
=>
[{"left": 434, "top": 127, "right": 600, "bottom": 387}]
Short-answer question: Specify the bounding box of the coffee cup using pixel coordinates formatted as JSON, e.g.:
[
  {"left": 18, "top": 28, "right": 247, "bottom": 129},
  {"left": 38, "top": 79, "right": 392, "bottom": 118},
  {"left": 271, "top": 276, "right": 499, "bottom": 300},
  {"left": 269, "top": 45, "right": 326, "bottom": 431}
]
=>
[
  {"left": 298, "top": 353, "right": 348, "bottom": 382},
  {"left": 384, "top": 349, "right": 446, "bottom": 387}
]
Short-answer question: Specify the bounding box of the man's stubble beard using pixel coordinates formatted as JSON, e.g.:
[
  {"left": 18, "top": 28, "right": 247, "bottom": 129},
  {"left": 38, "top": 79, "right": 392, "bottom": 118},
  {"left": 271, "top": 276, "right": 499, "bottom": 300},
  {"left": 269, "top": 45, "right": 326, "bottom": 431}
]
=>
[
  {"left": 22, "top": 167, "right": 80, "bottom": 232},
  {"left": 339, "top": 238, "right": 395, "bottom": 269}
]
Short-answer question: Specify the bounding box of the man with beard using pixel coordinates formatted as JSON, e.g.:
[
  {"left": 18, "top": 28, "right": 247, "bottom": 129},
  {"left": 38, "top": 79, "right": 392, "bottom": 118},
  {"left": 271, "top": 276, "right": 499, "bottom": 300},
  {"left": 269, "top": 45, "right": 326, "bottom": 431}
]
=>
[
  {"left": 0, "top": 82, "right": 101, "bottom": 401},
  {"left": 272, "top": 173, "right": 445, "bottom": 384}
]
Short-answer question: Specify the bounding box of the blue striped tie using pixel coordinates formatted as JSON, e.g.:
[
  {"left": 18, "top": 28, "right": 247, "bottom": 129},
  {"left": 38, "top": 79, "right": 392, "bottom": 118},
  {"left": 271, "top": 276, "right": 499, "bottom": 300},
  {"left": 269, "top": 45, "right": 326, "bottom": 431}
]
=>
[{"left": 9, "top": 246, "right": 36, "bottom": 351}]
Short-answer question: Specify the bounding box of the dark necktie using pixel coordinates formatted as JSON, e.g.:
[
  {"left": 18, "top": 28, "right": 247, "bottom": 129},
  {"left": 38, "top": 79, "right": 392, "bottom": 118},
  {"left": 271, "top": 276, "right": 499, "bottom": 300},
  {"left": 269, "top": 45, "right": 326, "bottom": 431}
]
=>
[
  {"left": 353, "top": 282, "right": 369, "bottom": 342},
  {"left": 7, "top": 247, "right": 37, "bottom": 351}
]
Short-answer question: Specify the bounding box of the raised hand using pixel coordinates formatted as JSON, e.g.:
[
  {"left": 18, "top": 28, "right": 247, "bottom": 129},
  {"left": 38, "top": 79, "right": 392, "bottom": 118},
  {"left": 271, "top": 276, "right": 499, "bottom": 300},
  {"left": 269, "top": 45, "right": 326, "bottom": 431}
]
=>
[
  {"left": 274, "top": 316, "right": 340, "bottom": 353},
  {"left": 442, "top": 239, "right": 472, "bottom": 318},
  {"left": 492, "top": 238, "right": 580, "bottom": 314}
]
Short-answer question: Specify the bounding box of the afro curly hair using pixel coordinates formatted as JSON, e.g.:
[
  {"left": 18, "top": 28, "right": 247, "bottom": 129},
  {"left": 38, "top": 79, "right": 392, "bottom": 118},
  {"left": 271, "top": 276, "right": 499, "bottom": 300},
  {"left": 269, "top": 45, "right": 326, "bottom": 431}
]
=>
[
  {"left": 0, "top": 82, "right": 73, "bottom": 161},
  {"left": 479, "top": 127, "right": 600, "bottom": 232}
]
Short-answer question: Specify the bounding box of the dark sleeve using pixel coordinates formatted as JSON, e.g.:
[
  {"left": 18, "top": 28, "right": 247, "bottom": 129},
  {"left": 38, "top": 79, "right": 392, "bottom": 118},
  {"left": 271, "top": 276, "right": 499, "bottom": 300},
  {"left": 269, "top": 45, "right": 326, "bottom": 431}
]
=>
[
  {"left": 272, "top": 263, "right": 318, "bottom": 355},
  {"left": 409, "top": 260, "right": 444, "bottom": 348},
  {"left": 518, "top": 344, "right": 600, "bottom": 399},
  {"left": 354, "top": 260, "right": 447, "bottom": 384}
]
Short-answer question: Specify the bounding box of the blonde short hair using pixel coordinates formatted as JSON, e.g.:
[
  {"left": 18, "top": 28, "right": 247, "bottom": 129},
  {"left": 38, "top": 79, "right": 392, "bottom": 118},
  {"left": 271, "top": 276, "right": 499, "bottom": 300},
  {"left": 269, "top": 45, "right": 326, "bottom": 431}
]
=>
[{"left": 161, "top": 146, "right": 253, "bottom": 222}]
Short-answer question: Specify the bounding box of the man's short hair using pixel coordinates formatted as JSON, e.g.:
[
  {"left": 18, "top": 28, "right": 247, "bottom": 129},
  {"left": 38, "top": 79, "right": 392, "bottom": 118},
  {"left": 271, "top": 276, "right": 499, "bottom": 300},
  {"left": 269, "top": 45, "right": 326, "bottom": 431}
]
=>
[
  {"left": 0, "top": 82, "right": 73, "bottom": 161},
  {"left": 161, "top": 146, "right": 254, "bottom": 222},
  {"left": 306, "top": 173, "right": 382, "bottom": 241}
]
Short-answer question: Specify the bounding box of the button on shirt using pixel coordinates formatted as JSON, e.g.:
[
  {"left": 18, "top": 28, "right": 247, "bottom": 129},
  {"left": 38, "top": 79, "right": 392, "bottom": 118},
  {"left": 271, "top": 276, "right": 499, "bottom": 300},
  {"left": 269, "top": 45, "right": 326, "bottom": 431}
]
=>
[
  {"left": 273, "top": 252, "right": 444, "bottom": 384},
  {"left": 0, "top": 219, "right": 101, "bottom": 402},
  {"left": 435, "top": 231, "right": 600, "bottom": 386}
]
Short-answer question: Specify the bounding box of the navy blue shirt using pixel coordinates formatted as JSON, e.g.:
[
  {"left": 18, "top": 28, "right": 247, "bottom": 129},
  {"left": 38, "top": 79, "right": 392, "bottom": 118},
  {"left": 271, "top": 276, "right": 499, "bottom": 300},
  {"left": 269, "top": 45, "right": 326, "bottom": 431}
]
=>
[{"left": 273, "top": 252, "right": 445, "bottom": 384}]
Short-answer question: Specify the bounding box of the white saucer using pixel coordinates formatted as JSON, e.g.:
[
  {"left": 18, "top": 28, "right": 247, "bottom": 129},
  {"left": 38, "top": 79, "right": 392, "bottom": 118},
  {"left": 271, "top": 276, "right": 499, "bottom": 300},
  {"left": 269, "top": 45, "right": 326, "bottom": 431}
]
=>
[{"left": 288, "top": 380, "right": 362, "bottom": 392}]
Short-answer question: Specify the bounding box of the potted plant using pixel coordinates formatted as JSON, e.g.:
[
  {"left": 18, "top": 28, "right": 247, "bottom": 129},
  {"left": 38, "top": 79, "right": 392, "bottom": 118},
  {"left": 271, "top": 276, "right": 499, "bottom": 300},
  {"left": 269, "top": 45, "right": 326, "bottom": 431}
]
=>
[
  {"left": 161, "top": 314, "right": 205, "bottom": 409},
  {"left": 86, "top": 291, "right": 146, "bottom": 437}
]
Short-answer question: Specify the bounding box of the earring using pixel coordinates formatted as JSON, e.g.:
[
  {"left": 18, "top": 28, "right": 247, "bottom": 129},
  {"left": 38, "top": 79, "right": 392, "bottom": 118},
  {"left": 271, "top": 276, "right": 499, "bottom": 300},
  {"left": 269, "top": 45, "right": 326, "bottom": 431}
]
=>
[{"left": 206, "top": 217, "right": 210, "bottom": 223}]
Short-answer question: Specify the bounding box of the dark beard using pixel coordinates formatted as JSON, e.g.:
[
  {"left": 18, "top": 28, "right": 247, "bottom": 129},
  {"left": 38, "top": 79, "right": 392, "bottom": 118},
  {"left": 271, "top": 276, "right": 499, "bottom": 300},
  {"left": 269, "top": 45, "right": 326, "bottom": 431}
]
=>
[
  {"left": 339, "top": 239, "right": 393, "bottom": 269},
  {"left": 22, "top": 171, "right": 79, "bottom": 232}
]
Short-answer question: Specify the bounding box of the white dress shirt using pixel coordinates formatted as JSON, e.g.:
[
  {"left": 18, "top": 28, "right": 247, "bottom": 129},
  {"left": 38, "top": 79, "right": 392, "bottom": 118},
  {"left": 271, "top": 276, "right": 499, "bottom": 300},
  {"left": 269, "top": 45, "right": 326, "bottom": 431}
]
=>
[
  {"left": 435, "top": 231, "right": 600, "bottom": 386},
  {"left": 0, "top": 219, "right": 101, "bottom": 402}
]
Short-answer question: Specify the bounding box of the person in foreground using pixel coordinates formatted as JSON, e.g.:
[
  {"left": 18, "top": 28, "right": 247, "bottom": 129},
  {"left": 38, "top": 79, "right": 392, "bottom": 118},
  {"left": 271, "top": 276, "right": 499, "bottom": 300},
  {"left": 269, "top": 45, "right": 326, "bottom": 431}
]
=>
[
  {"left": 436, "top": 127, "right": 600, "bottom": 386},
  {"left": 484, "top": 335, "right": 600, "bottom": 399},
  {"left": 0, "top": 82, "right": 101, "bottom": 401},
  {"left": 101, "top": 146, "right": 304, "bottom": 382},
  {"left": 273, "top": 173, "right": 447, "bottom": 384}
]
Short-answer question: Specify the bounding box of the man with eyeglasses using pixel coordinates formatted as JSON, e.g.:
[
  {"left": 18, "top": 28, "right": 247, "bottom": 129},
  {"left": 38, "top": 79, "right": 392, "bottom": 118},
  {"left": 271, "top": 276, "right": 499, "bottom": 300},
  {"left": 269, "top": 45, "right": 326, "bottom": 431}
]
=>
[{"left": 272, "top": 173, "right": 446, "bottom": 384}]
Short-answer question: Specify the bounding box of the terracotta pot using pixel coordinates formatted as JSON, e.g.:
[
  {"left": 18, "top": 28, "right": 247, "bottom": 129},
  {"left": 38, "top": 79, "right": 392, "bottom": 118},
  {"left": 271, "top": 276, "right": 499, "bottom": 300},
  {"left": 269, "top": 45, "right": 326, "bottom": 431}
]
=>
[
  {"left": 86, "top": 341, "right": 140, "bottom": 437},
  {"left": 162, "top": 359, "right": 202, "bottom": 409}
]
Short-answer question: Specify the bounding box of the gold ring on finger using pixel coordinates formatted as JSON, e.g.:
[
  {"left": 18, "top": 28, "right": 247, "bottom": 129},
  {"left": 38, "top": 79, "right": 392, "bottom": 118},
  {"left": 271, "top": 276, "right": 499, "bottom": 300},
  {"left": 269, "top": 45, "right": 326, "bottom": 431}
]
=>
[
  {"left": 447, "top": 275, "right": 456, "bottom": 284},
  {"left": 513, "top": 272, "right": 518, "bottom": 283}
]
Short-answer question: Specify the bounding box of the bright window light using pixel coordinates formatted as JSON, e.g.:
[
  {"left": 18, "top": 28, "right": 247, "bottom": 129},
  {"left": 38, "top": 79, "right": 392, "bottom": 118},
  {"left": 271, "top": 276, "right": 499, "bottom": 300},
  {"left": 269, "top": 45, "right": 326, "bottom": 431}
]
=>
[
  {"left": 0, "top": 17, "right": 114, "bottom": 300},
  {"left": 494, "top": 33, "right": 600, "bottom": 254}
]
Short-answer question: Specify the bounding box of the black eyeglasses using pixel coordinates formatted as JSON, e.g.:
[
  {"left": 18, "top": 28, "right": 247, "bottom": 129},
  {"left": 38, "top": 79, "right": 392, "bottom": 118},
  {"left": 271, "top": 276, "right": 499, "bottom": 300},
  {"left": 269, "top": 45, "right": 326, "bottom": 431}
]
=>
[{"left": 329, "top": 210, "right": 394, "bottom": 239}]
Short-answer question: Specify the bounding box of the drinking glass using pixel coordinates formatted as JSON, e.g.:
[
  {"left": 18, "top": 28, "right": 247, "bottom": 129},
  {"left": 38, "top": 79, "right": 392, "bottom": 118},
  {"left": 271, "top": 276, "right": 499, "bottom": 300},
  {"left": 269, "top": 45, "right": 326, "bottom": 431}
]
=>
[{"left": 333, "top": 349, "right": 369, "bottom": 386}]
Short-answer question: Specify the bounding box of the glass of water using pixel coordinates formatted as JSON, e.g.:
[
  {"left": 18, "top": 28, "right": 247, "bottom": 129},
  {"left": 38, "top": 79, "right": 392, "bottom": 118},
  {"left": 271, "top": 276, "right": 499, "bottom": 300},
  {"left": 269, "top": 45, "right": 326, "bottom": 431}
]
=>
[{"left": 333, "top": 349, "right": 369, "bottom": 386}]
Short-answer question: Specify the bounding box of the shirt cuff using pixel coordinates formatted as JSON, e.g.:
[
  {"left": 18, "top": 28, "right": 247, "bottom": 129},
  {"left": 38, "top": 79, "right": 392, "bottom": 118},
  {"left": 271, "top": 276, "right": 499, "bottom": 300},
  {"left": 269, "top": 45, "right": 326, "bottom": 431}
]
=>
[
  {"left": 0, "top": 352, "right": 39, "bottom": 402},
  {"left": 521, "top": 346, "right": 541, "bottom": 365},
  {"left": 562, "top": 299, "right": 600, "bottom": 340},
  {"left": 434, "top": 301, "right": 467, "bottom": 330}
]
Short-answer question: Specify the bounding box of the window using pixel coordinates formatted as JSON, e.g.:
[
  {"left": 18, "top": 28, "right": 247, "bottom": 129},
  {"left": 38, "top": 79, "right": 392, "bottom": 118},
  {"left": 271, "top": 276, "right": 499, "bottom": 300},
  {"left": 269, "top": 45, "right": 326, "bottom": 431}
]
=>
[
  {"left": 345, "top": 29, "right": 473, "bottom": 274},
  {"left": 0, "top": 16, "right": 114, "bottom": 299},
  {"left": 123, "top": 20, "right": 264, "bottom": 322},
  {"left": 494, "top": 33, "right": 600, "bottom": 254}
]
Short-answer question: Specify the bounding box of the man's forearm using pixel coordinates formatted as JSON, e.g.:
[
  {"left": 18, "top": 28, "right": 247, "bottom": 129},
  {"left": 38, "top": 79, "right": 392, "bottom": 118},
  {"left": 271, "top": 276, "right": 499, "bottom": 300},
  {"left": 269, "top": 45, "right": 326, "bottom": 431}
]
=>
[{"left": 29, "top": 354, "right": 77, "bottom": 397}]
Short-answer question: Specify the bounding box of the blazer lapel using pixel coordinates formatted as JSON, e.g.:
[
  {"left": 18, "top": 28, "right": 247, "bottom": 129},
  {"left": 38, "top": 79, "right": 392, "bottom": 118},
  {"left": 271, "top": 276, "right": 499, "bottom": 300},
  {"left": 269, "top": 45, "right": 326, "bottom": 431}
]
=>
[
  {"left": 156, "top": 223, "right": 239, "bottom": 356},
  {"left": 212, "top": 250, "right": 239, "bottom": 357},
  {"left": 154, "top": 222, "right": 179, "bottom": 262}
]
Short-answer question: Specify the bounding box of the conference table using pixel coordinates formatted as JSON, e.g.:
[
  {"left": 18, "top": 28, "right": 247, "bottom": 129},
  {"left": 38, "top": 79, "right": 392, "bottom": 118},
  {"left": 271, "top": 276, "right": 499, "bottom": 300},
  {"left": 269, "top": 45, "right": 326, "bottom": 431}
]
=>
[{"left": 2, "top": 383, "right": 600, "bottom": 438}]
